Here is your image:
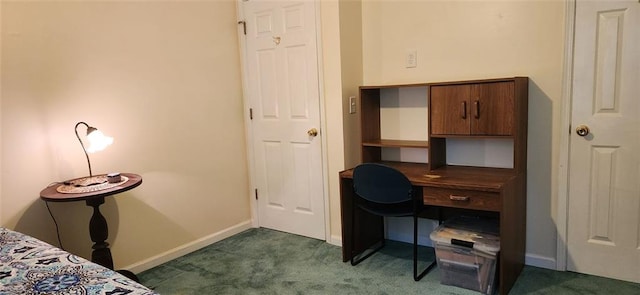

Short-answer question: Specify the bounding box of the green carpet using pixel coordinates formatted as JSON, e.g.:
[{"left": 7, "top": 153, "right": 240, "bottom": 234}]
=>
[{"left": 138, "top": 228, "right": 639, "bottom": 294}]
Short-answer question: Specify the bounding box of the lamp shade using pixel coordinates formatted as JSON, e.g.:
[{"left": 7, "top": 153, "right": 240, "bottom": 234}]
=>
[
  {"left": 86, "top": 129, "right": 113, "bottom": 153},
  {"left": 75, "top": 121, "right": 113, "bottom": 179}
]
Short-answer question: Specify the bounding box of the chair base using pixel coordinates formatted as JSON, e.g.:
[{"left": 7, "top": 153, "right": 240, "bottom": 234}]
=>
[
  {"left": 350, "top": 240, "right": 385, "bottom": 266},
  {"left": 350, "top": 238, "right": 437, "bottom": 282},
  {"left": 414, "top": 259, "right": 437, "bottom": 281}
]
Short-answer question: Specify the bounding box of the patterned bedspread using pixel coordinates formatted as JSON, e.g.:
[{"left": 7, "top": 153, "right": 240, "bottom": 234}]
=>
[{"left": 0, "top": 227, "right": 157, "bottom": 295}]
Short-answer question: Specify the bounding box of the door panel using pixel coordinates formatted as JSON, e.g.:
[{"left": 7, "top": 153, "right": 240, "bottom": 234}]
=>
[
  {"left": 245, "top": 0, "right": 325, "bottom": 240},
  {"left": 567, "top": 0, "right": 639, "bottom": 282}
]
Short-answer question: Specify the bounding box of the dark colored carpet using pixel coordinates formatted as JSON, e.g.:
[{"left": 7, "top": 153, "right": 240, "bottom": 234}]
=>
[{"left": 138, "top": 228, "right": 640, "bottom": 294}]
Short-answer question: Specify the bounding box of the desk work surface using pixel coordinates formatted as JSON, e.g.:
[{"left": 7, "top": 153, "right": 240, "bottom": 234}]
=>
[{"left": 339, "top": 162, "right": 516, "bottom": 192}]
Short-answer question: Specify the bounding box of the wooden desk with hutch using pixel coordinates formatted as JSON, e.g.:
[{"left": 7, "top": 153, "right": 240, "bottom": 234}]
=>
[{"left": 340, "top": 77, "right": 528, "bottom": 294}]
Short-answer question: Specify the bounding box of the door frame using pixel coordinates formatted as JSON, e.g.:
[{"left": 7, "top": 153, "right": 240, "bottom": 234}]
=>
[
  {"left": 556, "top": 0, "right": 575, "bottom": 272},
  {"left": 235, "top": 0, "right": 331, "bottom": 241}
]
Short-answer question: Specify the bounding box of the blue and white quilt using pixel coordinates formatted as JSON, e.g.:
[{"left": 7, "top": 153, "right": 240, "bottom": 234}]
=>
[{"left": 0, "top": 227, "right": 157, "bottom": 295}]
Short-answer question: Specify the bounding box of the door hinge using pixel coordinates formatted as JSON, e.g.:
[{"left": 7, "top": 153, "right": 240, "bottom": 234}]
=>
[
  {"left": 254, "top": 188, "right": 258, "bottom": 200},
  {"left": 238, "top": 20, "right": 247, "bottom": 35},
  {"left": 250, "top": 108, "right": 253, "bottom": 120}
]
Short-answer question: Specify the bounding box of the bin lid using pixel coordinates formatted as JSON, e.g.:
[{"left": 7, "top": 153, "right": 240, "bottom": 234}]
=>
[{"left": 430, "top": 216, "right": 500, "bottom": 255}]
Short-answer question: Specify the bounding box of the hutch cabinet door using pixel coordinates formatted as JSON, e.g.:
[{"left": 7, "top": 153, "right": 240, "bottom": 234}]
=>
[
  {"left": 431, "top": 81, "right": 516, "bottom": 136},
  {"left": 470, "top": 81, "right": 515, "bottom": 136},
  {"left": 430, "top": 84, "right": 471, "bottom": 135}
]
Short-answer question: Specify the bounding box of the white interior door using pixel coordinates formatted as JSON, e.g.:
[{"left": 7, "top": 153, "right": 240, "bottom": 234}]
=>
[
  {"left": 243, "top": 0, "right": 325, "bottom": 240},
  {"left": 567, "top": 0, "right": 639, "bottom": 282}
]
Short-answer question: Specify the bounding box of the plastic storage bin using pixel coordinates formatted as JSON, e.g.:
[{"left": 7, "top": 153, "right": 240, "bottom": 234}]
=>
[{"left": 430, "top": 216, "right": 500, "bottom": 295}]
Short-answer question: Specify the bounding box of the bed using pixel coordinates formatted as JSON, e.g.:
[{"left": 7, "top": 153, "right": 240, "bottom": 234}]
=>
[{"left": 0, "top": 227, "right": 157, "bottom": 295}]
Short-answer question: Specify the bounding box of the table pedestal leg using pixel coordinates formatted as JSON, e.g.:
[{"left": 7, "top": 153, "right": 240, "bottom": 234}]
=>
[
  {"left": 86, "top": 197, "right": 113, "bottom": 269},
  {"left": 85, "top": 197, "right": 139, "bottom": 282}
]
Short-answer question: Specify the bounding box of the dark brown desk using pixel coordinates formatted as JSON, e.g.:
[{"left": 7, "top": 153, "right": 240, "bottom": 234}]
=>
[
  {"left": 40, "top": 173, "right": 142, "bottom": 281},
  {"left": 340, "top": 162, "right": 526, "bottom": 295}
]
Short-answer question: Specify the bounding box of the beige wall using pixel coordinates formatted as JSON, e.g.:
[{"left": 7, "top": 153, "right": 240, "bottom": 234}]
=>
[
  {"left": 0, "top": 0, "right": 567, "bottom": 270},
  {"left": 360, "top": 0, "right": 565, "bottom": 264},
  {"left": 319, "top": 0, "right": 347, "bottom": 243},
  {"left": 1, "top": 1, "right": 251, "bottom": 269},
  {"left": 0, "top": 1, "right": 3, "bottom": 224},
  {"left": 339, "top": 0, "right": 363, "bottom": 170},
  {"left": 320, "top": 0, "right": 363, "bottom": 243}
]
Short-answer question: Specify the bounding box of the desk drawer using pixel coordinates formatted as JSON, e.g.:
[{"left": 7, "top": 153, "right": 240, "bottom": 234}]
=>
[{"left": 423, "top": 188, "right": 501, "bottom": 212}]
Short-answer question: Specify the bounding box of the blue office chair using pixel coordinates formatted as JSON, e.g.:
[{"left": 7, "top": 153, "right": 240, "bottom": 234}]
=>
[{"left": 351, "top": 163, "right": 436, "bottom": 281}]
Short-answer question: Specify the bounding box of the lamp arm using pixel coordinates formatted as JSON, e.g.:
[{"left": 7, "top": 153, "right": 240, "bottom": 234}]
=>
[{"left": 75, "top": 121, "right": 93, "bottom": 178}]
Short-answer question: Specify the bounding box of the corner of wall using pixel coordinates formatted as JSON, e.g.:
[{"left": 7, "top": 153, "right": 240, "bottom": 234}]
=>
[
  {"left": 319, "top": 0, "right": 347, "bottom": 244},
  {"left": 0, "top": 0, "right": 4, "bottom": 226}
]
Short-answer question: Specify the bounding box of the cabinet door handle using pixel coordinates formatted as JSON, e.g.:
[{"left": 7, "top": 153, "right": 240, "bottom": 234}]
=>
[
  {"left": 474, "top": 100, "right": 480, "bottom": 118},
  {"left": 449, "top": 195, "right": 470, "bottom": 202},
  {"left": 461, "top": 101, "right": 467, "bottom": 119}
]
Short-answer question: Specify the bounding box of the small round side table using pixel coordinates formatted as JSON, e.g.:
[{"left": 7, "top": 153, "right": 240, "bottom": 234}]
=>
[{"left": 40, "top": 173, "right": 142, "bottom": 281}]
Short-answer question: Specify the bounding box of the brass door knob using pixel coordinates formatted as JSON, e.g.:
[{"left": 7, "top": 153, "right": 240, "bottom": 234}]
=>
[
  {"left": 307, "top": 128, "right": 318, "bottom": 137},
  {"left": 576, "top": 125, "right": 590, "bottom": 137}
]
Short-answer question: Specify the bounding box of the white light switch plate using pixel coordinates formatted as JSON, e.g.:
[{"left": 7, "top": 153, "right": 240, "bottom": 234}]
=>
[
  {"left": 406, "top": 49, "right": 417, "bottom": 68},
  {"left": 349, "top": 96, "right": 356, "bottom": 114}
]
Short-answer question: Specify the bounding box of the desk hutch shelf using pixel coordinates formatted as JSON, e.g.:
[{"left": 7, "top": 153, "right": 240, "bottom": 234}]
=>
[
  {"left": 360, "top": 83, "right": 430, "bottom": 163},
  {"left": 342, "top": 77, "right": 528, "bottom": 295}
]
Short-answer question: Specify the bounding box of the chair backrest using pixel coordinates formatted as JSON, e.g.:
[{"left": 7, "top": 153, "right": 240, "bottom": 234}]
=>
[{"left": 353, "top": 163, "right": 413, "bottom": 204}]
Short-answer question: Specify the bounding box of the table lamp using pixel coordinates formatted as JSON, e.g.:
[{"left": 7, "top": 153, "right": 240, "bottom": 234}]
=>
[{"left": 74, "top": 121, "right": 113, "bottom": 186}]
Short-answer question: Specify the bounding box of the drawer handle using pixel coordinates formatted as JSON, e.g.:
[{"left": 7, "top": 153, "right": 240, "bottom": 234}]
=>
[{"left": 449, "top": 195, "right": 470, "bottom": 202}]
